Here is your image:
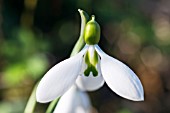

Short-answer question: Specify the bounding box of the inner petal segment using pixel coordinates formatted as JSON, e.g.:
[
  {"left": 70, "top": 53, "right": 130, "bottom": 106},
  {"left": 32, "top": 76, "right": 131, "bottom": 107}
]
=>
[{"left": 84, "top": 46, "right": 99, "bottom": 77}]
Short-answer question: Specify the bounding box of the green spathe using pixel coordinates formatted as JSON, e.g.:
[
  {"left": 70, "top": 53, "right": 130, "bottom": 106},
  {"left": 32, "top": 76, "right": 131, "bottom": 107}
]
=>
[{"left": 84, "top": 15, "right": 100, "bottom": 45}]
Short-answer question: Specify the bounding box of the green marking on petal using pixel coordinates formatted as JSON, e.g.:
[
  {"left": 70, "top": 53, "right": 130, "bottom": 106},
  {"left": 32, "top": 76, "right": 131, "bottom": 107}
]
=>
[
  {"left": 93, "top": 49, "right": 98, "bottom": 65},
  {"left": 84, "top": 65, "right": 98, "bottom": 77},
  {"left": 84, "top": 48, "right": 98, "bottom": 77}
]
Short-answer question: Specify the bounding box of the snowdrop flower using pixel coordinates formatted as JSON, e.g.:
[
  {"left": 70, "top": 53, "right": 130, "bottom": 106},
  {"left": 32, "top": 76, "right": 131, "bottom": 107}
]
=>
[
  {"left": 36, "top": 15, "right": 144, "bottom": 103},
  {"left": 53, "top": 85, "right": 91, "bottom": 113}
]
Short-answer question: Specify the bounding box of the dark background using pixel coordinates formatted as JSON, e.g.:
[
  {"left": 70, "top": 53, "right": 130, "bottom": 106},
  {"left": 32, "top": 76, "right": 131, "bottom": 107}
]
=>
[{"left": 0, "top": 0, "right": 170, "bottom": 113}]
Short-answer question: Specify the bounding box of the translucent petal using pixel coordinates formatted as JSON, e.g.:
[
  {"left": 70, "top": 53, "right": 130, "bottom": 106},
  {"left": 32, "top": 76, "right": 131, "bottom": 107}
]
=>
[
  {"left": 53, "top": 85, "right": 91, "bottom": 113},
  {"left": 95, "top": 45, "right": 144, "bottom": 101},
  {"left": 36, "top": 47, "right": 88, "bottom": 103}
]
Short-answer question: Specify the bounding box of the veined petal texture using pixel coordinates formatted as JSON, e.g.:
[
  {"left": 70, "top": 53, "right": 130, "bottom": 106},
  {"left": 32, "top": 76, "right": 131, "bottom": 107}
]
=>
[{"left": 95, "top": 45, "right": 144, "bottom": 101}]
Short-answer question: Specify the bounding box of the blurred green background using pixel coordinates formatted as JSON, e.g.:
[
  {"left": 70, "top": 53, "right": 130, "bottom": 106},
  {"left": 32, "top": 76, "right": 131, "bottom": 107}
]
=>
[{"left": 0, "top": 0, "right": 170, "bottom": 113}]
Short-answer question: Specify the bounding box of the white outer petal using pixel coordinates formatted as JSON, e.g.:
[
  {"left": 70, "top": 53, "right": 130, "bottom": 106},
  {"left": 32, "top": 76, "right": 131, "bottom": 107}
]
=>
[
  {"left": 95, "top": 45, "right": 144, "bottom": 101},
  {"left": 36, "top": 46, "right": 88, "bottom": 103},
  {"left": 53, "top": 85, "right": 91, "bottom": 113}
]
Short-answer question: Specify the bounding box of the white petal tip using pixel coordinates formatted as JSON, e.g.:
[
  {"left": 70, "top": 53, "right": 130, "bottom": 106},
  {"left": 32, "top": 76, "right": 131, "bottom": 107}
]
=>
[
  {"left": 117, "top": 87, "right": 144, "bottom": 102},
  {"left": 131, "top": 97, "right": 144, "bottom": 101},
  {"left": 36, "top": 90, "right": 53, "bottom": 103},
  {"left": 124, "top": 94, "right": 144, "bottom": 101},
  {"left": 36, "top": 94, "right": 51, "bottom": 103},
  {"left": 138, "top": 96, "right": 144, "bottom": 101}
]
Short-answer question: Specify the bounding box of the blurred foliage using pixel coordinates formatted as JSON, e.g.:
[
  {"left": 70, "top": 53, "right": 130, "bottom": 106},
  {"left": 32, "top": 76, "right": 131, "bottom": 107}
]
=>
[{"left": 0, "top": 0, "right": 170, "bottom": 113}]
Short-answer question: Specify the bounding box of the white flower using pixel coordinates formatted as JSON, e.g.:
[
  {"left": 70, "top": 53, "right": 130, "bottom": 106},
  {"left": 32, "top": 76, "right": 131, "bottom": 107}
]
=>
[
  {"left": 53, "top": 85, "right": 91, "bottom": 113},
  {"left": 36, "top": 13, "right": 144, "bottom": 103},
  {"left": 36, "top": 44, "right": 144, "bottom": 103}
]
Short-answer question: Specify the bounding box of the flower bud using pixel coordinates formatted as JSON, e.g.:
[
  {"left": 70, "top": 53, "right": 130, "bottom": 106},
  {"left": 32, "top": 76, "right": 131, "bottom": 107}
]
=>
[{"left": 84, "top": 15, "right": 100, "bottom": 45}]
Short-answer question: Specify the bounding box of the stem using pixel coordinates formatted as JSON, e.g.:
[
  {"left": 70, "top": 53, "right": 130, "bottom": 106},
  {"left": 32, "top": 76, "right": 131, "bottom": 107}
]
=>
[
  {"left": 45, "top": 98, "right": 60, "bottom": 113},
  {"left": 24, "top": 83, "right": 38, "bottom": 113},
  {"left": 46, "top": 9, "right": 89, "bottom": 113}
]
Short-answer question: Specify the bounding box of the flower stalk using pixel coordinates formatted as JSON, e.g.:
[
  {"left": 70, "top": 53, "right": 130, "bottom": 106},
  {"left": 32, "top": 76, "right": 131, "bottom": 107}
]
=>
[
  {"left": 24, "top": 83, "right": 38, "bottom": 113},
  {"left": 45, "top": 98, "right": 60, "bottom": 113}
]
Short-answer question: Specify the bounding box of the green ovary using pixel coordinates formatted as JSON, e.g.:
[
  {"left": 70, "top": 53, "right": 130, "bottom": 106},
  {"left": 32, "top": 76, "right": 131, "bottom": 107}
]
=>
[{"left": 84, "top": 16, "right": 100, "bottom": 45}]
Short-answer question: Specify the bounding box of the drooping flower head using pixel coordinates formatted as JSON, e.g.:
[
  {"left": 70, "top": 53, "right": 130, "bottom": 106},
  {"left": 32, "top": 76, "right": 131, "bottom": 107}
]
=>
[{"left": 36, "top": 13, "right": 144, "bottom": 103}]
